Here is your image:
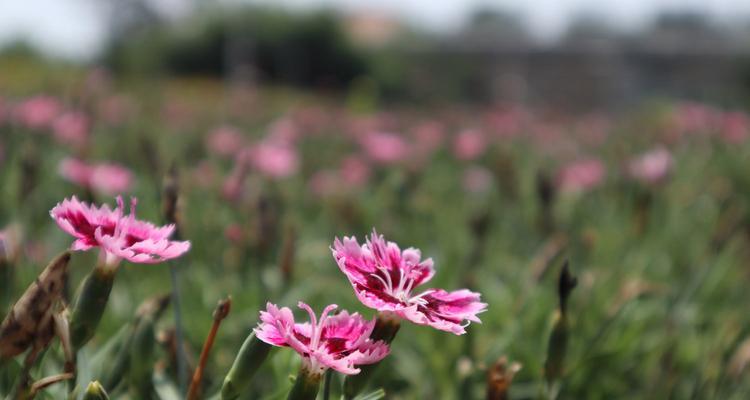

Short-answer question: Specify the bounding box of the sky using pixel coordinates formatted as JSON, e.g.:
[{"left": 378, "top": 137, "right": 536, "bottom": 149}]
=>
[{"left": 1, "top": 0, "right": 749, "bottom": 60}]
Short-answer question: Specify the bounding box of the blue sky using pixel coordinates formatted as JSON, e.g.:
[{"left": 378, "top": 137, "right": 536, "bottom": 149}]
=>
[{"left": 1, "top": 0, "right": 749, "bottom": 59}]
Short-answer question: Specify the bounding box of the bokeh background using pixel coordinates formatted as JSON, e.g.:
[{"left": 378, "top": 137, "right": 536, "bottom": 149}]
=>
[{"left": 2, "top": 1, "right": 750, "bottom": 399}]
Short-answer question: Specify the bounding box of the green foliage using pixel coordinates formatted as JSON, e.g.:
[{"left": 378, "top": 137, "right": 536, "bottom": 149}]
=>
[{"left": 104, "top": 7, "right": 368, "bottom": 88}]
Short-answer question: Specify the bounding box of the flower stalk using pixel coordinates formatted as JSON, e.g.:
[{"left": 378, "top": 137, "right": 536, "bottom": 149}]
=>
[
  {"left": 187, "top": 296, "right": 232, "bottom": 400},
  {"left": 544, "top": 262, "right": 577, "bottom": 388}
]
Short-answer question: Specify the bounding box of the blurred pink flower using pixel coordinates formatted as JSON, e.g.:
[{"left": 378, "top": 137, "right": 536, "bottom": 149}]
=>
[
  {"left": 668, "top": 102, "right": 721, "bottom": 139},
  {"left": 50, "top": 196, "right": 190, "bottom": 268},
  {"left": 332, "top": 230, "right": 487, "bottom": 335},
  {"left": 412, "top": 121, "right": 445, "bottom": 156},
  {"left": 53, "top": 111, "right": 89, "bottom": 147},
  {"left": 59, "top": 158, "right": 133, "bottom": 195},
  {"left": 720, "top": 111, "right": 750, "bottom": 144},
  {"left": 224, "top": 223, "right": 245, "bottom": 244},
  {"left": 14, "top": 95, "right": 61, "bottom": 130},
  {"left": 246, "top": 140, "right": 299, "bottom": 179},
  {"left": 206, "top": 125, "right": 244, "bottom": 158},
  {"left": 486, "top": 106, "right": 527, "bottom": 138},
  {"left": 268, "top": 117, "right": 299, "bottom": 145},
  {"left": 462, "top": 166, "right": 493, "bottom": 193},
  {"left": 191, "top": 160, "right": 217, "bottom": 189},
  {"left": 627, "top": 147, "right": 673, "bottom": 185},
  {"left": 340, "top": 155, "right": 371, "bottom": 187},
  {"left": 360, "top": 131, "right": 409, "bottom": 164},
  {"left": 309, "top": 170, "right": 339, "bottom": 198},
  {"left": 453, "top": 129, "right": 486, "bottom": 161},
  {"left": 556, "top": 158, "right": 606, "bottom": 193},
  {"left": 222, "top": 163, "right": 249, "bottom": 201},
  {"left": 255, "top": 302, "right": 390, "bottom": 376}
]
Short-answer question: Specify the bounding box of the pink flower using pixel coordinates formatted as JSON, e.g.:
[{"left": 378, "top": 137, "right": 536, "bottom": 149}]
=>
[
  {"left": 53, "top": 111, "right": 89, "bottom": 147},
  {"left": 332, "top": 230, "right": 487, "bottom": 335},
  {"left": 14, "top": 95, "right": 62, "bottom": 130},
  {"left": 50, "top": 196, "right": 190, "bottom": 268},
  {"left": 556, "top": 159, "right": 605, "bottom": 193},
  {"left": 206, "top": 125, "right": 244, "bottom": 158},
  {"left": 453, "top": 129, "right": 486, "bottom": 161},
  {"left": 627, "top": 148, "right": 672, "bottom": 185},
  {"left": 245, "top": 140, "right": 299, "bottom": 179},
  {"left": 360, "top": 132, "right": 409, "bottom": 164},
  {"left": 255, "top": 302, "right": 390, "bottom": 376},
  {"left": 58, "top": 158, "right": 133, "bottom": 195}
]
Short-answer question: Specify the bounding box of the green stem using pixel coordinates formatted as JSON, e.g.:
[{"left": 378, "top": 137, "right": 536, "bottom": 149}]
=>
[{"left": 322, "top": 369, "right": 332, "bottom": 400}]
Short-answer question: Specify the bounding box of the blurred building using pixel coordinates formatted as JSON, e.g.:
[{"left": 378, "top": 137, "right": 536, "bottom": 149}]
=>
[{"left": 401, "top": 12, "right": 750, "bottom": 111}]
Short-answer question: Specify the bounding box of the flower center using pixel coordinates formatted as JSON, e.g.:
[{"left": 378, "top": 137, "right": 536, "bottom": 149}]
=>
[{"left": 371, "top": 265, "right": 426, "bottom": 306}]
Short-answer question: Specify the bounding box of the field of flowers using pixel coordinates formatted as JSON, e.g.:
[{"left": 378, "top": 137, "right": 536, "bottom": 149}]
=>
[{"left": 2, "top": 66, "right": 750, "bottom": 399}]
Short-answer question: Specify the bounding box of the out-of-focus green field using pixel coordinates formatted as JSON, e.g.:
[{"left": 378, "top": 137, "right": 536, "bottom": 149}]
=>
[{"left": 2, "top": 58, "right": 750, "bottom": 399}]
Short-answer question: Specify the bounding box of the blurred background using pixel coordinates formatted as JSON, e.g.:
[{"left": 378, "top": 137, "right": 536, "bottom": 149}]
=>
[
  {"left": 2, "top": 1, "right": 750, "bottom": 399},
  {"left": 2, "top": 0, "right": 750, "bottom": 109}
]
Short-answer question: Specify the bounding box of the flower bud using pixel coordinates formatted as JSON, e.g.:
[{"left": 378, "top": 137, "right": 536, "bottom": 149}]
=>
[
  {"left": 544, "top": 262, "right": 577, "bottom": 384},
  {"left": 287, "top": 364, "right": 323, "bottom": 400},
  {"left": 82, "top": 381, "right": 110, "bottom": 400},
  {"left": 69, "top": 265, "right": 117, "bottom": 351},
  {"left": 220, "top": 332, "right": 272, "bottom": 400}
]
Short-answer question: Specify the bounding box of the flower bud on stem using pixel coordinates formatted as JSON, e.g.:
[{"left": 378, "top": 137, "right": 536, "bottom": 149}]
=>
[
  {"left": 220, "top": 332, "right": 272, "bottom": 400},
  {"left": 69, "top": 263, "right": 117, "bottom": 351},
  {"left": 187, "top": 296, "right": 231, "bottom": 400},
  {"left": 82, "top": 380, "right": 110, "bottom": 400},
  {"left": 544, "top": 261, "right": 577, "bottom": 395}
]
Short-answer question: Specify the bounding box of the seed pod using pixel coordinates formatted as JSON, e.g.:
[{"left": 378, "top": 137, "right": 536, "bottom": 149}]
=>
[
  {"left": 82, "top": 381, "right": 110, "bottom": 400},
  {"left": 69, "top": 265, "right": 117, "bottom": 351},
  {"left": 486, "top": 356, "right": 522, "bottom": 400},
  {"left": 0, "top": 251, "right": 70, "bottom": 359},
  {"left": 220, "top": 332, "right": 272, "bottom": 400}
]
